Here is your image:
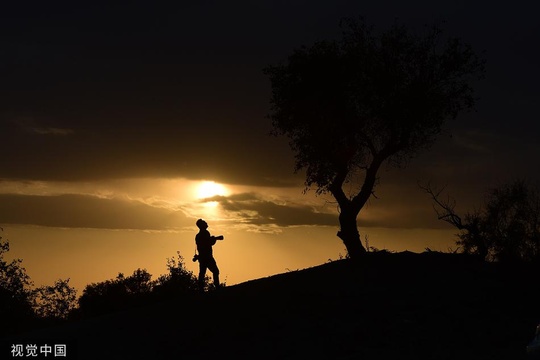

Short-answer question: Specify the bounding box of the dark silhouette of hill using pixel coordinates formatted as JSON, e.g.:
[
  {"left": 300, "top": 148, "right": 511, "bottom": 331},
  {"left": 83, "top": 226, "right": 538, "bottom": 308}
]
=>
[{"left": 3, "top": 251, "right": 539, "bottom": 359}]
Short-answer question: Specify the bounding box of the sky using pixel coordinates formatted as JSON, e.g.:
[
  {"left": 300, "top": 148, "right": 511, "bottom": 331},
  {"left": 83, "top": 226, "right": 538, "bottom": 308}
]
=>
[{"left": 1, "top": 1, "right": 539, "bottom": 293}]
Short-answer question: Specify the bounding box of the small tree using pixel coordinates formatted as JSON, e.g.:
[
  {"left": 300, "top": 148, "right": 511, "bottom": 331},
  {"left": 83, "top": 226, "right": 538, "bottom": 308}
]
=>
[
  {"left": 123, "top": 268, "right": 153, "bottom": 294},
  {"left": 0, "top": 232, "right": 35, "bottom": 335},
  {"left": 484, "top": 180, "right": 540, "bottom": 262},
  {"left": 33, "top": 278, "right": 77, "bottom": 320},
  {"left": 419, "top": 181, "right": 490, "bottom": 260},
  {"left": 421, "top": 179, "right": 540, "bottom": 262},
  {"left": 152, "top": 251, "right": 200, "bottom": 296},
  {"left": 0, "top": 240, "right": 33, "bottom": 300},
  {"left": 264, "top": 18, "right": 485, "bottom": 258},
  {"left": 78, "top": 254, "right": 201, "bottom": 317},
  {"left": 78, "top": 268, "right": 153, "bottom": 317}
]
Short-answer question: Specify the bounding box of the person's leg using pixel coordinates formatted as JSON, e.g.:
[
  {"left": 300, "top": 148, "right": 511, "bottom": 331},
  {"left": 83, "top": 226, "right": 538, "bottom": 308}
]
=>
[
  {"left": 198, "top": 262, "right": 207, "bottom": 292},
  {"left": 207, "top": 258, "right": 220, "bottom": 288}
]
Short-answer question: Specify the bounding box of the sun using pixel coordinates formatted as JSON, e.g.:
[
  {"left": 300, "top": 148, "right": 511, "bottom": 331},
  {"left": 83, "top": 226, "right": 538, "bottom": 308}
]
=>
[{"left": 196, "top": 181, "right": 228, "bottom": 199}]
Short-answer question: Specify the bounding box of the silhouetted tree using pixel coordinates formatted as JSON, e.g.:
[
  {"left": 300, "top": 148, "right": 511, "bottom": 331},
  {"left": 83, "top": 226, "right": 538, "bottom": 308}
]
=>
[
  {"left": 421, "top": 179, "right": 540, "bottom": 262},
  {"left": 78, "top": 268, "right": 153, "bottom": 317},
  {"left": 264, "top": 18, "right": 485, "bottom": 258},
  {"left": 484, "top": 180, "right": 540, "bottom": 262},
  {"left": 77, "top": 253, "right": 203, "bottom": 317},
  {"left": 33, "top": 278, "right": 78, "bottom": 320},
  {"left": 152, "top": 251, "right": 200, "bottom": 297},
  {"left": 123, "top": 268, "right": 153, "bottom": 294},
  {"left": 419, "top": 181, "right": 490, "bottom": 260},
  {"left": 0, "top": 233, "right": 35, "bottom": 335}
]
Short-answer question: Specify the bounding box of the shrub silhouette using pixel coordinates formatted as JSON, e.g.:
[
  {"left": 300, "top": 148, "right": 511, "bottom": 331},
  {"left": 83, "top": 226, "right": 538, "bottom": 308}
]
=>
[
  {"left": 1, "top": 232, "right": 82, "bottom": 335},
  {"left": 152, "top": 251, "right": 200, "bottom": 298},
  {"left": 78, "top": 252, "right": 203, "bottom": 317},
  {"left": 33, "top": 278, "right": 78, "bottom": 320},
  {"left": 1, "top": 231, "right": 203, "bottom": 332},
  {"left": 482, "top": 180, "right": 540, "bottom": 262},
  {"left": 0, "top": 234, "right": 35, "bottom": 336},
  {"left": 78, "top": 269, "right": 153, "bottom": 317},
  {"left": 422, "top": 179, "right": 540, "bottom": 263}
]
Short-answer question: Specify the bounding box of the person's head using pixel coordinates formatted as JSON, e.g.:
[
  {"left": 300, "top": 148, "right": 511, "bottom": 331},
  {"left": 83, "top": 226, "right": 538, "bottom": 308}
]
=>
[{"left": 196, "top": 219, "right": 208, "bottom": 230}]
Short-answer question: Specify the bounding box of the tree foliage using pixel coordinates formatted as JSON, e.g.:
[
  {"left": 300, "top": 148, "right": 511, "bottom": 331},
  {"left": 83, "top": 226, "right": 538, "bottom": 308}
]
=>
[
  {"left": 152, "top": 251, "right": 199, "bottom": 296},
  {"left": 421, "top": 179, "right": 540, "bottom": 263},
  {"left": 78, "top": 268, "right": 154, "bottom": 317},
  {"left": 78, "top": 252, "right": 203, "bottom": 317},
  {"left": 1, "top": 231, "right": 79, "bottom": 334},
  {"left": 264, "top": 18, "right": 485, "bottom": 257},
  {"left": 1, "top": 228, "right": 202, "bottom": 331},
  {"left": 0, "top": 237, "right": 33, "bottom": 304},
  {"left": 33, "top": 278, "right": 78, "bottom": 320},
  {"left": 0, "top": 234, "right": 35, "bottom": 335},
  {"left": 482, "top": 180, "right": 540, "bottom": 262}
]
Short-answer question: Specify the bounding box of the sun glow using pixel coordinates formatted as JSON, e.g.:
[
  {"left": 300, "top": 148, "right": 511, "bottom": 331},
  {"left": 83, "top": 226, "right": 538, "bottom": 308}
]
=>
[{"left": 196, "top": 181, "right": 228, "bottom": 200}]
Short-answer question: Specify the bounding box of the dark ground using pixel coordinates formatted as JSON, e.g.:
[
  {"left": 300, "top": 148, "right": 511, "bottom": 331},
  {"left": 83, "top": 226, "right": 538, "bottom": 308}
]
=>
[{"left": 3, "top": 251, "right": 540, "bottom": 359}]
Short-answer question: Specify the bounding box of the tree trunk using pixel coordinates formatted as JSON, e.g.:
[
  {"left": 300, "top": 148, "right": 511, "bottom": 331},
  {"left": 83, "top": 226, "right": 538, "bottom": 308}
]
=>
[{"left": 337, "top": 208, "right": 367, "bottom": 259}]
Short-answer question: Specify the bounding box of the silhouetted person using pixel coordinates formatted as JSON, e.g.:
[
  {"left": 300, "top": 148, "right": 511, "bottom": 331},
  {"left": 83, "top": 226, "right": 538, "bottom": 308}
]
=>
[{"left": 194, "top": 219, "right": 223, "bottom": 292}]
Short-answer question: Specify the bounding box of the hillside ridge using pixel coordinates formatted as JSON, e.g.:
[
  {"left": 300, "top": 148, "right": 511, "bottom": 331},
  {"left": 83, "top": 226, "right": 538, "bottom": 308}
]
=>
[{"left": 5, "top": 251, "right": 539, "bottom": 359}]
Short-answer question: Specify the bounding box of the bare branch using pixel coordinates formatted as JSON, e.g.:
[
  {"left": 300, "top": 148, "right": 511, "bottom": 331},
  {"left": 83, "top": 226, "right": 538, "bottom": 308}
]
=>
[{"left": 418, "top": 180, "right": 464, "bottom": 229}]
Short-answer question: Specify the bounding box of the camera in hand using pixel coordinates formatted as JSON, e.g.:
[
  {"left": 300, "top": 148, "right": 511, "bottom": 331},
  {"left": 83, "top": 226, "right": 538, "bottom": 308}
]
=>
[
  {"left": 216, "top": 235, "right": 224, "bottom": 240},
  {"left": 192, "top": 254, "right": 199, "bottom": 262}
]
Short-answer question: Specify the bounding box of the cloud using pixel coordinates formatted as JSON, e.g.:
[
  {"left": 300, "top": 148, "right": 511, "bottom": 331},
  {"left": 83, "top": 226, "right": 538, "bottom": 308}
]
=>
[
  {"left": 0, "top": 194, "right": 192, "bottom": 230},
  {"left": 202, "top": 192, "right": 337, "bottom": 227},
  {"left": 199, "top": 188, "right": 455, "bottom": 230},
  {"left": 0, "top": 113, "right": 298, "bottom": 187},
  {"left": 31, "top": 127, "right": 74, "bottom": 136},
  {"left": 452, "top": 129, "right": 497, "bottom": 154},
  {"left": 9, "top": 116, "right": 74, "bottom": 136}
]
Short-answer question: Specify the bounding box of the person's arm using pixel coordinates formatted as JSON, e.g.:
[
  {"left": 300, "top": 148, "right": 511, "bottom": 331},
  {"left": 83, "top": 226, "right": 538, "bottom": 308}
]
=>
[{"left": 210, "top": 235, "right": 224, "bottom": 245}]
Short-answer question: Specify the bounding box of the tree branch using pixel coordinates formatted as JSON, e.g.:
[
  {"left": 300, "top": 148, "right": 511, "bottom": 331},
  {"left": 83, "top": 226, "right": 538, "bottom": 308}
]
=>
[
  {"left": 329, "top": 167, "right": 351, "bottom": 210},
  {"left": 351, "top": 154, "right": 385, "bottom": 212},
  {"left": 418, "top": 180, "right": 465, "bottom": 229},
  {"left": 357, "top": 132, "right": 377, "bottom": 157}
]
